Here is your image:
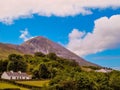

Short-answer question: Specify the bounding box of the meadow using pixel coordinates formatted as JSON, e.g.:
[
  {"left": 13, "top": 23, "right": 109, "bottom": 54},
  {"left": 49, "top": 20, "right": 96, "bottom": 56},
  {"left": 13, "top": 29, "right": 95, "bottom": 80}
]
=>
[
  {"left": 0, "top": 82, "right": 29, "bottom": 90},
  {"left": 16, "top": 80, "right": 50, "bottom": 87}
]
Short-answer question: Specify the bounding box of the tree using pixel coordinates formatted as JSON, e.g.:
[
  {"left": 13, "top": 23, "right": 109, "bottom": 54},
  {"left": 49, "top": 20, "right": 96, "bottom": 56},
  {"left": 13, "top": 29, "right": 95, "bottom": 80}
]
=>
[
  {"left": 7, "top": 54, "right": 27, "bottom": 72},
  {"left": 75, "top": 73, "right": 93, "bottom": 90},
  {"left": 93, "top": 72, "right": 110, "bottom": 89},
  {"left": 0, "top": 60, "right": 8, "bottom": 72},
  {"left": 7, "top": 60, "right": 27, "bottom": 72},
  {"left": 32, "top": 69, "right": 39, "bottom": 79},
  {"left": 23, "top": 54, "right": 34, "bottom": 63},
  {"left": 47, "top": 53, "right": 57, "bottom": 60},
  {"left": 109, "top": 71, "right": 120, "bottom": 89},
  {"left": 34, "top": 52, "right": 45, "bottom": 57},
  {"left": 39, "top": 64, "right": 50, "bottom": 79},
  {"left": 8, "top": 54, "right": 23, "bottom": 61}
]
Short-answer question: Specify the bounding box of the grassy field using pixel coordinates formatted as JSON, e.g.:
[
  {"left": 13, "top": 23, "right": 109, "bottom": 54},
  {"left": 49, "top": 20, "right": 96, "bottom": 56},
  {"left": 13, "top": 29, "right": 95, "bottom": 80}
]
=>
[
  {"left": 0, "top": 82, "right": 29, "bottom": 90},
  {"left": 17, "top": 80, "right": 50, "bottom": 87}
]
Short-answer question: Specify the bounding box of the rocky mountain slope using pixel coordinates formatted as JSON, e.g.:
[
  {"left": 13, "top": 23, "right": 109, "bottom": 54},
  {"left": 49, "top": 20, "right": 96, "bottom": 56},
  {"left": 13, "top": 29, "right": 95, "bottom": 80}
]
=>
[{"left": 0, "top": 36, "right": 98, "bottom": 66}]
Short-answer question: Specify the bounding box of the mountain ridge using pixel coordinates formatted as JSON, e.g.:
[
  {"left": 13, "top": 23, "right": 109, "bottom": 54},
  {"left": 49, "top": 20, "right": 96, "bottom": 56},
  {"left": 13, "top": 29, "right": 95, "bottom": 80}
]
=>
[
  {"left": 0, "top": 43, "right": 22, "bottom": 59},
  {"left": 0, "top": 36, "right": 98, "bottom": 66}
]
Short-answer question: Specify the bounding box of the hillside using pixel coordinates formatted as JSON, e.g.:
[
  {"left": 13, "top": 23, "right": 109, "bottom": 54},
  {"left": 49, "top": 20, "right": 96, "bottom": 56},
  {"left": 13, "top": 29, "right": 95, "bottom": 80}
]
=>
[
  {"left": 0, "top": 53, "right": 120, "bottom": 90},
  {"left": 0, "top": 43, "right": 22, "bottom": 59},
  {"left": 0, "top": 36, "right": 97, "bottom": 66}
]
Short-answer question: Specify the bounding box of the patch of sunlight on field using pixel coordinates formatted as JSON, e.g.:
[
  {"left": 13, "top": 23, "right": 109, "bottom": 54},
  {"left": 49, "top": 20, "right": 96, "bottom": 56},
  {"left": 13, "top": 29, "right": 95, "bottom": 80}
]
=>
[
  {"left": 17, "top": 80, "right": 50, "bottom": 87},
  {"left": 0, "top": 82, "right": 29, "bottom": 90}
]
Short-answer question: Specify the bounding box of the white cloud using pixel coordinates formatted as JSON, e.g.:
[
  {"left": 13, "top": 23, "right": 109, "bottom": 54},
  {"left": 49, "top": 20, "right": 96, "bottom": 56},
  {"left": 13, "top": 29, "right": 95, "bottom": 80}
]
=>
[
  {"left": 69, "top": 29, "right": 85, "bottom": 40},
  {"left": 19, "top": 28, "right": 33, "bottom": 41},
  {"left": 0, "top": 0, "right": 120, "bottom": 24},
  {"left": 67, "top": 15, "right": 120, "bottom": 56}
]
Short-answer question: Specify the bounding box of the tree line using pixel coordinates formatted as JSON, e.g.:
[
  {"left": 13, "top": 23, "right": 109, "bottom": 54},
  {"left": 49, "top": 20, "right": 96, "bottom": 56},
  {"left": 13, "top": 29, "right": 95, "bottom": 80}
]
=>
[{"left": 0, "top": 52, "right": 120, "bottom": 90}]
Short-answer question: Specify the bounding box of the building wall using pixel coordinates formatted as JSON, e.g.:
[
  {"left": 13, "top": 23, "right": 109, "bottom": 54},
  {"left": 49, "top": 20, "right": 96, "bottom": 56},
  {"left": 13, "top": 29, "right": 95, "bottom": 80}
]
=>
[
  {"left": 1, "top": 72, "right": 31, "bottom": 80},
  {"left": 1, "top": 72, "right": 11, "bottom": 80},
  {"left": 10, "top": 76, "right": 30, "bottom": 80},
  {"left": 11, "top": 76, "right": 18, "bottom": 80},
  {"left": 21, "top": 76, "right": 30, "bottom": 80}
]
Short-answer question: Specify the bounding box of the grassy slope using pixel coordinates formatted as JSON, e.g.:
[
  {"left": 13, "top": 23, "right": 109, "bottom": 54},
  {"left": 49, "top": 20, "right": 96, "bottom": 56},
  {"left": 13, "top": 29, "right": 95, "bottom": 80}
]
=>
[
  {"left": 0, "top": 82, "right": 29, "bottom": 90},
  {"left": 0, "top": 43, "right": 22, "bottom": 59},
  {"left": 16, "top": 80, "right": 50, "bottom": 87}
]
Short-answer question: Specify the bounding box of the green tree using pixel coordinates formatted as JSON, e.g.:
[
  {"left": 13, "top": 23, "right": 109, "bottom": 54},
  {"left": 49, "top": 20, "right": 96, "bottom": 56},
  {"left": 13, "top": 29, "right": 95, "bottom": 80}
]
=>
[
  {"left": 94, "top": 73, "right": 110, "bottom": 89},
  {"left": 23, "top": 54, "right": 33, "bottom": 62},
  {"left": 7, "top": 54, "right": 27, "bottom": 72},
  {"left": 39, "top": 64, "right": 50, "bottom": 79},
  {"left": 8, "top": 54, "right": 23, "bottom": 61},
  {"left": 7, "top": 60, "right": 27, "bottom": 72},
  {"left": 59, "top": 80, "right": 75, "bottom": 90},
  {"left": 32, "top": 69, "right": 39, "bottom": 79},
  {"left": 47, "top": 53, "right": 57, "bottom": 60},
  {"left": 34, "top": 52, "right": 45, "bottom": 57},
  {"left": 0, "top": 60, "right": 8, "bottom": 72},
  {"left": 74, "top": 73, "right": 93, "bottom": 90},
  {"left": 109, "top": 71, "right": 120, "bottom": 90}
]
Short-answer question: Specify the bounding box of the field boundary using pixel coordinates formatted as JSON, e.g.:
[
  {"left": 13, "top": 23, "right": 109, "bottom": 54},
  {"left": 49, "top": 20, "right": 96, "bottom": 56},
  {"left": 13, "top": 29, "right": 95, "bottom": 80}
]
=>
[{"left": 0, "top": 79, "right": 42, "bottom": 90}]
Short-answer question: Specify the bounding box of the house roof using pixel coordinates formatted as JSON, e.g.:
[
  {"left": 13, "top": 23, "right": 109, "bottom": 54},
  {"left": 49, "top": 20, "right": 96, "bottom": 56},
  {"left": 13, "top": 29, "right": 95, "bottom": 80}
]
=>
[{"left": 5, "top": 71, "right": 29, "bottom": 77}]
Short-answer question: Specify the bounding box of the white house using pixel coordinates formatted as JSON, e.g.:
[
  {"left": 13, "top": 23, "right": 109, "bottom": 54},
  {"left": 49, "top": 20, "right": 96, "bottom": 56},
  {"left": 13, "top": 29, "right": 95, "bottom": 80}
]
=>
[
  {"left": 95, "top": 69, "right": 112, "bottom": 73},
  {"left": 1, "top": 71, "right": 31, "bottom": 80}
]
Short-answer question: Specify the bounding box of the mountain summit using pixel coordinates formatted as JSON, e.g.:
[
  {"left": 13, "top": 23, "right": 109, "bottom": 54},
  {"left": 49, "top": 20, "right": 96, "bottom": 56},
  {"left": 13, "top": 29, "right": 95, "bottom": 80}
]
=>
[
  {"left": 18, "top": 36, "right": 97, "bottom": 66},
  {"left": 0, "top": 36, "right": 98, "bottom": 66}
]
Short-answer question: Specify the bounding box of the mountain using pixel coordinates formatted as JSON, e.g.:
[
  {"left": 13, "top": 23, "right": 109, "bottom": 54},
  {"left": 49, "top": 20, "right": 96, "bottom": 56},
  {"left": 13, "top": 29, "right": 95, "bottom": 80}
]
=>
[
  {"left": 0, "top": 43, "right": 22, "bottom": 59},
  {"left": 0, "top": 36, "right": 98, "bottom": 66}
]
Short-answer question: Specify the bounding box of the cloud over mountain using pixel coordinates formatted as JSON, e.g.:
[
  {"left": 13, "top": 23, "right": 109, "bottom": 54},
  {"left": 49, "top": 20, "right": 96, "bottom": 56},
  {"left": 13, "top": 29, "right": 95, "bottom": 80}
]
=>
[
  {"left": 19, "top": 28, "right": 34, "bottom": 41},
  {"left": 67, "top": 15, "right": 120, "bottom": 56},
  {"left": 0, "top": 0, "right": 120, "bottom": 24}
]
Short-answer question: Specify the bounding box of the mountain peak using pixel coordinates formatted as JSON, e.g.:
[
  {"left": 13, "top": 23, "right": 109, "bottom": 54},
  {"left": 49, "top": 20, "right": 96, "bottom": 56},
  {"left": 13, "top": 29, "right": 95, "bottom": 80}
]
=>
[
  {"left": 18, "top": 36, "right": 97, "bottom": 66},
  {"left": 30, "top": 36, "right": 47, "bottom": 40},
  {"left": 21, "top": 36, "right": 52, "bottom": 49},
  {"left": 0, "top": 36, "right": 98, "bottom": 66},
  {"left": 24, "top": 36, "right": 48, "bottom": 43}
]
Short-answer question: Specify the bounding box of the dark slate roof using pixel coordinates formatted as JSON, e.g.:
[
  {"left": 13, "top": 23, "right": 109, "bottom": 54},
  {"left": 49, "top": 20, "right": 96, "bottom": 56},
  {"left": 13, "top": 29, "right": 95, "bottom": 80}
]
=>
[{"left": 5, "top": 71, "right": 29, "bottom": 77}]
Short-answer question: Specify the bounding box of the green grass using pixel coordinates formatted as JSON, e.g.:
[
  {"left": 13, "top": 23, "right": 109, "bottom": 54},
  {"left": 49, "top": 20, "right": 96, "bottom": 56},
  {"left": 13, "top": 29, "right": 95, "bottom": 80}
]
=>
[
  {"left": 17, "top": 80, "right": 50, "bottom": 87},
  {"left": 0, "top": 82, "right": 29, "bottom": 90}
]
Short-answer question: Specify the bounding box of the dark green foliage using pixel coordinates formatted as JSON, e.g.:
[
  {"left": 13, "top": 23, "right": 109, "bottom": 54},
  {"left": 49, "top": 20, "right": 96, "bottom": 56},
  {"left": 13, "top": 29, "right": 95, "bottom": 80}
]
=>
[
  {"left": 109, "top": 71, "right": 120, "bottom": 90},
  {"left": 51, "top": 80, "right": 76, "bottom": 90},
  {"left": 8, "top": 54, "right": 23, "bottom": 61},
  {"left": 72, "top": 66, "right": 82, "bottom": 72},
  {"left": 1, "top": 53, "right": 120, "bottom": 90},
  {"left": 49, "top": 70, "right": 120, "bottom": 90},
  {"left": 7, "top": 60, "right": 27, "bottom": 72},
  {"left": 0, "top": 60, "right": 8, "bottom": 72},
  {"left": 94, "top": 73, "right": 109, "bottom": 89},
  {"left": 68, "top": 60, "right": 79, "bottom": 67},
  {"left": 47, "top": 53, "right": 57, "bottom": 60},
  {"left": 23, "top": 54, "right": 33, "bottom": 62},
  {"left": 39, "top": 64, "right": 50, "bottom": 79},
  {"left": 32, "top": 70, "right": 39, "bottom": 79},
  {"left": 34, "top": 52, "right": 45, "bottom": 57},
  {"left": 7, "top": 54, "right": 27, "bottom": 72},
  {"left": 42, "top": 58, "right": 50, "bottom": 62},
  {"left": 60, "top": 80, "right": 75, "bottom": 90},
  {"left": 49, "top": 68, "right": 58, "bottom": 78},
  {"left": 74, "top": 73, "right": 95, "bottom": 90}
]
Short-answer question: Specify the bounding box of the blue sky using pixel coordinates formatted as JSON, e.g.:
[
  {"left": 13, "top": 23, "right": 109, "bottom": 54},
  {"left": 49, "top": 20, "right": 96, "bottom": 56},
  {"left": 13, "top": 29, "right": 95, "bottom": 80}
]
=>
[{"left": 0, "top": 1, "right": 120, "bottom": 69}]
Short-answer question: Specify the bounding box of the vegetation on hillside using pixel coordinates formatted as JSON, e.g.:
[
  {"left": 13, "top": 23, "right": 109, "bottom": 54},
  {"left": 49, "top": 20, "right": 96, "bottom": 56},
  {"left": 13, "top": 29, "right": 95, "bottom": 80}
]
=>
[{"left": 0, "top": 52, "right": 120, "bottom": 90}]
